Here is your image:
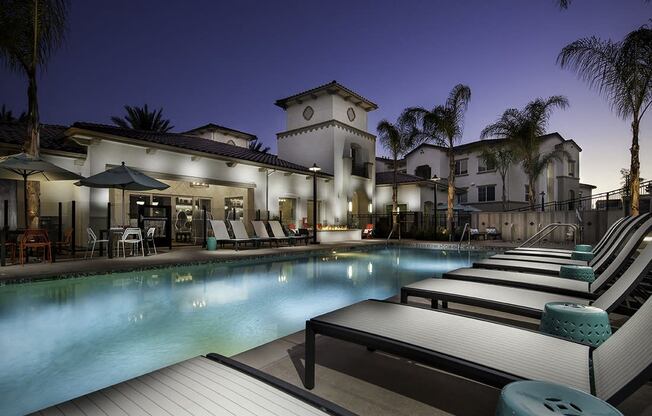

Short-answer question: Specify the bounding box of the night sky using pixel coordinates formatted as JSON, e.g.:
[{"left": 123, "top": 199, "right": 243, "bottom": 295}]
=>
[{"left": 1, "top": 0, "right": 650, "bottom": 194}]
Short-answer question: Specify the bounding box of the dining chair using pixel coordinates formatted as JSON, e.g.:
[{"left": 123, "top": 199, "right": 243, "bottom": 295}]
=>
[
  {"left": 145, "top": 227, "right": 157, "bottom": 255},
  {"left": 85, "top": 227, "right": 109, "bottom": 259},
  {"left": 117, "top": 228, "right": 144, "bottom": 257}
]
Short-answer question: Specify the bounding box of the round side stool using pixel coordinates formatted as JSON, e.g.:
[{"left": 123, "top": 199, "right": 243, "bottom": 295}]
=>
[
  {"left": 574, "top": 244, "right": 592, "bottom": 253},
  {"left": 539, "top": 302, "right": 611, "bottom": 347},
  {"left": 571, "top": 251, "right": 594, "bottom": 261},
  {"left": 495, "top": 380, "right": 622, "bottom": 416},
  {"left": 206, "top": 237, "right": 217, "bottom": 251},
  {"left": 559, "top": 265, "right": 595, "bottom": 282}
]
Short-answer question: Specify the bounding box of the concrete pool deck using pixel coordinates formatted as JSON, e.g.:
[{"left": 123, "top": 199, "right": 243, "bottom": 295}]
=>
[
  {"left": 35, "top": 297, "right": 651, "bottom": 415},
  {"left": 0, "top": 239, "right": 517, "bottom": 283}
]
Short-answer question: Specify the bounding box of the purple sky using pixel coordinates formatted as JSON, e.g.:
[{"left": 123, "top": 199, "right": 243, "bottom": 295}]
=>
[{"left": 1, "top": 0, "right": 650, "bottom": 195}]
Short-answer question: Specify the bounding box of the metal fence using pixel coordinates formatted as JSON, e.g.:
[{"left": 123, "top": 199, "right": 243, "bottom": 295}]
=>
[{"left": 350, "top": 210, "right": 471, "bottom": 239}]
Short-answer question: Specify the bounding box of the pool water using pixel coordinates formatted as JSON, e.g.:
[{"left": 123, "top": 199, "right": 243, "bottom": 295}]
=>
[{"left": 0, "top": 247, "right": 490, "bottom": 415}]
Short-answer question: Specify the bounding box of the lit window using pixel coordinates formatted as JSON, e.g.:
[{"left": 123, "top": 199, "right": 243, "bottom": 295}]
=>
[
  {"left": 478, "top": 185, "right": 496, "bottom": 202},
  {"left": 454, "top": 159, "right": 468, "bottom": 175}
]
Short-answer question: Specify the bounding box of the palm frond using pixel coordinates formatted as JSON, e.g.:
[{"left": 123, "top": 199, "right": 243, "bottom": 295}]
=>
[{"left": 111, "top": 104, "right": 174, "bottom": 132}]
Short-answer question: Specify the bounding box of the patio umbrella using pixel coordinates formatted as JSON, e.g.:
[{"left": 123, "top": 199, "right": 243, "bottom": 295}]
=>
[
  {"left": 76, "top": 162, "right": 169, "bottom": 226},
  {"left": 0, "top": 153, "right": 84, "bottom": 228}
]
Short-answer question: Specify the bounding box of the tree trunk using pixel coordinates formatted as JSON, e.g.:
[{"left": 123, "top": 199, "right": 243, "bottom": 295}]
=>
[
  {"left": 24, "top": 69, "right": 41, "bottom": 228},
  {"left": 630, "top": 118, "right": 640, "bottom": 216},
  {"left": 528, "top": 175, "right": 536, "bottom": 211},
  {"left": 501, "top": 173, "right": 507, "bottom": 212},
  {"left": 447, "top": 146, "right": 455, "bottom": 239},
  {"left": 392, "top": 157, "right": 398, "bottom": 236}
]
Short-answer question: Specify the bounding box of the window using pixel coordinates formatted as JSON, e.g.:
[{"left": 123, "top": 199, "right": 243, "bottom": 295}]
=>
[
  {"left": 414, "top": 164, "right": 431, "bottom": 179},
  {"left": 477, "top": 157, "right": 496, "bottom": 173},
  {"left": 457, "top": 189, "right": 468, "bottom": 204},
  {"left": 454, "top": 159, "right": 468, "bottom": 175},
  {"left": 525, "top": 185, "right": 530, "bottom": 202},
  {"left": 568, "top": 160, "right": 576, "bottom": 177},
  {"left": 478, "top": 185, "right": 496, "bottom": 202}
]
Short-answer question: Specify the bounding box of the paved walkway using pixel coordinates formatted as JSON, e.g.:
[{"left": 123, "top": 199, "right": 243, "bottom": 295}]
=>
[{"left": 0, "top": 239, "right": 518, "bottom": 283}]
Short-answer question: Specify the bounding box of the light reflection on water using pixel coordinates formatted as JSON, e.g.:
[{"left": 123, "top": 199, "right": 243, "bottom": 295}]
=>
[{"left": 0, "top": 247, "right": 490, "bottom": 416}]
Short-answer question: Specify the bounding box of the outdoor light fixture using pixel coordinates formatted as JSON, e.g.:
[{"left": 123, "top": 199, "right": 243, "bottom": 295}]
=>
[
  {"left": 396, "top": 206, "right": 400, "bottom": 213},
  {"left": 152, "top": 201, "right": 159, "bottom": 206},
  {"left": 309, "top": 163, "right": 321, "bottom": 244},
  {"left": 431, "top": 174, "right": 440, "bottom": 232},
  {"left": 136, "top": 200, "right": 145, "bottom": 206},
  {"left": 190, "top": 181, "right": 209, "bottom": 188},
  {"left": 368, "top": 203, "right": 373, "bottom": 213},
  {"left": 348, "top": 201, "right": 353, "bottom": 212}
]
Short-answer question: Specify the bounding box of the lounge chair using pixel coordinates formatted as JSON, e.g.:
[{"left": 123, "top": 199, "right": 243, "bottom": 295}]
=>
[
  {"left": 270, "top": 220, "right": 309, "bottom": 245},
  {"left": 509, "top": 217, "right": 627, "bottom": 258},
  {"left": 209, "top": 220, "right": 249, "bottom": 250},
  {"left": 495, "top": 216, "right": 632, "bottom": 261},
  {"left": 252, "top": 220, "right": 285, "bottom": 246},
  {"left": 473, "top": 214, "right": 650, "bottom": 275},
  {"left": 400, "top": 240, "right": 652, "bottom": 318},
  {"left": 230, "top": 220, "right": 263, "bottom": 249},
  {"left": 38, "top": 352, "right": 355, "bottom": 416},
  {"left": 443, "top": 215, "right": 652, "bottom": 297},
  {"left": 304, "top": 295, "right": 652, "bottom": 406}
]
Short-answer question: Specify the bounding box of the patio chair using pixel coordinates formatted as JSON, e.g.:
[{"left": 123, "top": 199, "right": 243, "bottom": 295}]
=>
[
  {"left": 209, "top": 219, "right": 249, "bottom": 250},
  {"left": 485, "top": 227, "right": 501, "bottom": 240},
  {"left": 85, "top": 227, "right": 110, "bottom": 259},
  {"left": 270, "top": 220, "right": 307, "bottom": 245},
  {"left": 400, "top": 239, "right": 652, "bottom": 319},
  {"left": 442, "top": 215, "right": 652, "bottom": 297},
  {"left": 54, "top": 227, "right": 74, "bottom": 254},
  {"left": 38, "top": 352, "right": 355, "bottom": 416},
  {"left": 474, "top": 214, "right": 650, "bottom": 276},
  {"left": 117, "top": 227, "right": 144, "bottom": 257},
  {"left": 144, "top": 227, "right": 157, "bottom": 255},
  {"left": 229, "top": 220, "right": 263, "bottom": 249},
  {"left": 304, "top": 295, "right": 652, "bottom": 407},
  {"left": 362, "top": 223, "right": 374, "bottom": 239},
  {"left": 251, "top": 221, "right": 279, "bottom": 246},
  {"left": 18, "top": 229, "right": 52, "bottom": 265}
]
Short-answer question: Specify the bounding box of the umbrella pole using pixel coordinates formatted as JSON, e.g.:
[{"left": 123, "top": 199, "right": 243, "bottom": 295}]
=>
[
  {"left": 23, "top": 174, "right": 29, "bottom": 229},
  {"left": 122, "top": 188, "right": 126, "bottom": 227}
]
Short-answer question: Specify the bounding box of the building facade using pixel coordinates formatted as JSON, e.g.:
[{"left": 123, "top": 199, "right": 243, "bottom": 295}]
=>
[{"left": 0, "top": 81, "right": 592, "bottom": 244}]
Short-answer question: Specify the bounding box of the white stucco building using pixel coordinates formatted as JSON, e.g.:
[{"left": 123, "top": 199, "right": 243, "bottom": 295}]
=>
[{"left": 0, "top": 80, "right": 592, "bottom": 245}]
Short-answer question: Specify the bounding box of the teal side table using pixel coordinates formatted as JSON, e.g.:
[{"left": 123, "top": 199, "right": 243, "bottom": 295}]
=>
[
  {"left": 496, "top": 380, "right": 623, "bottom": 416},
  {"left": 540, "top": 302, "right": 611, "bottom": 347},
  {"left": 574, "top": 244, "right": 592, "bottom": 252},
  {"left": 571, "top": 251, "right": 594, "bottom": 261},
  {"left": 206, "top": 237, "right": 217, "bottom": 251},
  {"left": 559, "top": 265, "right": 595, "bottom": 282}
]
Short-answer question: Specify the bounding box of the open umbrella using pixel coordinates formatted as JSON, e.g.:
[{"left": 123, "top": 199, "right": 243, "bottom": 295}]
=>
[
  {"left": 76, "top": 162, "right": 169, "bottom": 226},
  {"left": 0, "top": 153, "right": 84, "bottom": 228}
]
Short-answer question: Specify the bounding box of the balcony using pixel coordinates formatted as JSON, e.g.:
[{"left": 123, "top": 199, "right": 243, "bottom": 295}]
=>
[{"left": 351, "top": 165, "right": 369, "bottom": 178}]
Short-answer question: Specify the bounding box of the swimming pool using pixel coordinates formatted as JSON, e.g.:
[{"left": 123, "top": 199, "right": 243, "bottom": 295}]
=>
[{"left": 0, "top": 246, "right": 490, "bottom": 415}]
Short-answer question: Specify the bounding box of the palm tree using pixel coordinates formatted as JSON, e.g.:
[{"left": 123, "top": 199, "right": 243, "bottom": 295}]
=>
[
  {"left": 0, "top": 105, "right": 27, "bottom": 122},
  {"left": 404, "top": 84, "right": 471, "bottom": 237},
  {"left": 558, "top": 25, "right": 652, "bottom": 216},
  {"left": 481, "top": 96, "right": 570, "bottom": 210},
  {"left": 377, "top": 117, "right": 419, "bottom": 236},
  {"left": 480, "top": 145, "right": 515, "bottom": 211},
  {"left": 248, "top": 138, "right": 270, "bottom": 153},
  {"left": 111, "top": 104, "right": 174, "bottom": 132},
  {"left": 0, "top": 0, "right": 69, "bottom": 228}
]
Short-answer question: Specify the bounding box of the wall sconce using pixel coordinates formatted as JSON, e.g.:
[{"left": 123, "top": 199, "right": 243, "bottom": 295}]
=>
[
  {"left": 348, "top": 201, "right": 353, "bottom": 212},
  {"left": 190, "top": 182, "right": 209, "bottom": 188},
  {"left": 152, "top": 201, "right": 159, "bottom": 206}
]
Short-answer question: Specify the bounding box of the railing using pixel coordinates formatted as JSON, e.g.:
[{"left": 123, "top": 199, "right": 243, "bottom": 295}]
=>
[
  {"left": 507, "top": 179, "right": 652, "bottom": 212},
  {"left": 458, "top": 223, "right": 471, "bottom": 251},
  {"left": 518, "top": 223, "right": 578, "bottom": 248},
  {"left": 351, "top": 165, "right": 368, "bottom": 178}
]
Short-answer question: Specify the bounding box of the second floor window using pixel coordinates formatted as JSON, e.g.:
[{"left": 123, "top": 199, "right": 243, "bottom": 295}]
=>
[
  {"left": 454, "top": 159, "right": 468, "bottom": 175},
  {"left": 568, "top": 160, "right": 576, "bottom": 177},
  {"left": 478, "top": 185, "right": 496, "bottom": 202},
  {"left": 477, "top": 157, "right": 496, "bottom": 173},
  {"left": 457, "top": 189, "right": 468, "bottom": 204}
]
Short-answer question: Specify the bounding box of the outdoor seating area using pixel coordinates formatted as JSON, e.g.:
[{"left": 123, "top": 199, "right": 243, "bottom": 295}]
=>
[
  {"left": 207, "top": 219, "right": 309, "bottom": 251},
  {"left": 299, "top": 214, "right": 652, "bottom": 413}
]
